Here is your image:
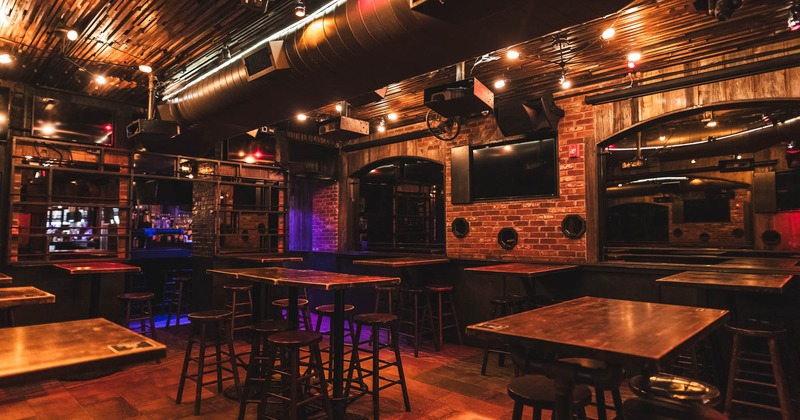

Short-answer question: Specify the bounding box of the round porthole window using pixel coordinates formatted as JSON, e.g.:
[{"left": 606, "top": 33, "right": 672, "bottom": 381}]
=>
[
  {"left": 762, "top": 229, "right": 781, "bottom": 246},
  {"left": 451, "top": 218, "right": 469, "bottom": 238},
  {"left": 497, "top": 227, "right": 518, "bottom": 250},
  {"left": 560, "top": 214, "right": 586, "bottom": 239}
]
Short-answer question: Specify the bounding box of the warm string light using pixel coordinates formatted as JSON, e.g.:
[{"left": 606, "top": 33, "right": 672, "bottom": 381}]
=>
[{"left": 377, "top": 118, "right": 386, "bottom": 133}]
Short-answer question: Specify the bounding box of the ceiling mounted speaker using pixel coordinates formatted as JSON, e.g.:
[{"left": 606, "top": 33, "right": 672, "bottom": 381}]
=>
[{"left": 495, "top": 92, "right": 564, "bottom": 137}]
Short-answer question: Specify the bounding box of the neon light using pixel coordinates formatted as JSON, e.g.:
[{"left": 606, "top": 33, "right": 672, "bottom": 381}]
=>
[{"left": 163, "top": 0, "right": 347, "bottom": 101}]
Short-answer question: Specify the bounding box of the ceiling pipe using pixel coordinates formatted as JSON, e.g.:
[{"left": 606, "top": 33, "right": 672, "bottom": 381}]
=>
[{"left": 161, "top": 0, "right": 629, "bottom": 142}]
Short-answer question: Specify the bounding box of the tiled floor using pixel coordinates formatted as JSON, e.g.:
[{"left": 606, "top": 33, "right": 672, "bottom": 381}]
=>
[{"left": 0, "top": 321, "right": 626, "bottom": 420}]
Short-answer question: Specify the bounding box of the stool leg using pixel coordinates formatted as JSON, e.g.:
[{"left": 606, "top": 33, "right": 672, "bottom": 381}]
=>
[
  {"left": 434, "top": 292, "right": 444, "bottom": 351},
  {"left": 768, "top": 337, "right": 794, "bottom": 420},
  {"left": 724, "top": 332, "right": 741, "bottom": 415},
  {"left": 611, "top": 387, "right": 624, "bottom": 418},
  {"left": 238, "top": 336, "right": 259, "bottom": 420},
  {"left": 345, "top": 323, "right": 363, "bottom": 396},
  {"left": 123, "top": 301, "right": 132, "bottom": 329},
  {"left": 195, "top": 323, "right": 207, "bottom": 415},
  {"left": 392, "top": 322, "right": 411, "bottom": 412},
  {"left": 147, "top": 300, "right": 157, "bottom": 340},
  {"left": 372, "top": 324, "right": 381, "bottom": 420},
  {"left": 214, "top": 325, "right": 224, "bottom": 392},
  {"left": 259, "top": 344, "right": 279, "bottom": 418},
  {"left": 533, "top": 407, "right": 543, "bottom": 420},
  {"left": 374, "top": 291, "right": 381, "bottom": 313},
  {"left": 176, "top": 329, "right": 195, "bottom": 404},
  {"left": 595, "top": 388, "right": 607, "bottom": 420},
  {"left": 310, "top": 343, "right": 334, "bottom": 418},
  {"left": 229, "top": 290, "right": 238, "bottom": 336},
  {"left": 511, "top": 401, "right": 523, "bottom": 420},
  {"left": 225, "top": 321, "right": 241, "bottom": 390},
  {"left": 449, "top": 292, "right": 463, "bottom": 345},
  {"left": 481, "top": 303, "right": 499, "bottom": 376},
  {"left": 302, "top": 306, "right": 312, "bottom": 331},
  {"left": 424, "top": 293, "right": 439, "bottom": 352},
  {"left": 413, "top": 293, "right": 420, "bottom": 358},
  {"left": 288, "top": 348, "right": 299, "bottom": 420}
]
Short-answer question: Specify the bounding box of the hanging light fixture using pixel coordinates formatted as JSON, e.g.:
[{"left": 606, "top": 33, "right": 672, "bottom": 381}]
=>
[
  {"left": 294, "top": 0, "right": 306, "bottom": 17},
  {"left": 558, "top": 62, "right": 570, "bottom": 89}
]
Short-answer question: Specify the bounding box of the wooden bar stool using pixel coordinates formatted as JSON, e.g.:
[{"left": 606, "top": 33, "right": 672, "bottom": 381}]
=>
[
  {"left": 224, "top": 282, "right": 254, "bottom": 338},
  {"left": 117, "top": 292, "right": 157, "bottom": 339},
  {"left": 560, "top": 358, "right": 624, "bottom": 420},
  {"left": 262, "top": 330, "right": 333, "bottom": 419},
  {"left": 345, "top": 313, "right": 411, "bottom": 420},
  {"left": 374, "top": 285, "right": 399, "bottom": 314},
  {"left": 237, "top": 319, "right": 291, "bottom": 420},
  {"left": 481, "top": 294, "right": 526, "bottom": 375},
  {"left": 163, "top": 272, "right": 191, "bottom": 328},
  {"left": 397, "top": 287, "right": 437, "bottom": 357},
  {"left": 507, "top": 374, "right": 591, "bottom": 420},
  {"left": 314, "top": 303, "right": 356, "bottom": 377},
  {"left": 425, "top": 284, "right": 462, "bottom": 350},
  {"left": 176, "top": 310, "right": 241, "bottom": 415},
  {"left": 724, "top": 320, "right": 794, "bottom": 420},
  {"left": 272, "top": 288, "right": 312, "bottom": 331}
]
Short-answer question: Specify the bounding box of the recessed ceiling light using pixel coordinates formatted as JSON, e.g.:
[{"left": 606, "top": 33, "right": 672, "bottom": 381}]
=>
[
  {"left": 296, "top": 113, "right": 307, "bottom": 121},
  {"left": 506, "top": 50, "right": 520, "bottom": 59},
  {"left": 0, "top": 54, "right": 12, "bottom": 64},
  {"left": 138, "top": 64, "right": 152, "bottom": 73},
  {"left": 659, "top": 135, "right": 666, "bottom": 141},
  {"left": 602, "top": 27, "right": 616, "bottom": 40},
  {"left": 67, "top": 30, "right": 79, "bottom": 41},
  {"left": 494, "top": 79, "right": 507, "bottom": 89},
  {"left": 334, "top": 104, "right": 342, "bottom": 112},
  {"left": 95, "top": 75, "right": 107, "bottom": 85},
  {"left": 387, "top": 113, "right": 398, "bottom": 121},
  {"left": 691, "top": 159, "right": 697, "bottom": 164}
]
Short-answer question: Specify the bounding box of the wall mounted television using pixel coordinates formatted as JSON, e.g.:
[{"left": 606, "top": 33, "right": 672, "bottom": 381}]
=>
[
  {"left": 470, "top": 136, "right": 558, "bottom": 201},
  {"left": 32, "top": 97, "right": 114, "bottom": 146}
]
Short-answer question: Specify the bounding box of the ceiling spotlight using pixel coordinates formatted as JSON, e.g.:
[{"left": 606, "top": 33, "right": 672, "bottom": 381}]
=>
[
  {"left": 387, "top": 113, "right": 398, "bottom": 121},
  {"left": 789, "top": 1, "right": 800, "bottom": 31},
  {"left": 296, "top": 113, "right": 307, "bottom": 121},
  {"left": 138, "top": 64, "right": 152, "bottom": 73},
  {"left": 95, "top": 75, "right": 107, "bottom": 85},
  {"left": 506, "top": 49, "right": 520, "bottom": 59},
  {"left": 493, "top": 79, "right": 507, "bottom": 89},
  {"left": 601, "top": 27, "right": 615, "bottom": 40},
  {"left": 67, "top": 29, "right": 79, "bottom": 41},
  {"left": 691, "top": 159, "right": 697, "bottom": 164},
  {"left": 377, "top": 118, "right": 386, "bottom": 133},
  {"left": 627, "top": 52, "right": 641, "bottom": 62},
  {"left": 294, "top": 0, "right": 306, "bottom": 17},
  {"left": 334, "top": 103, "right": 343, "bottom": 112},
  {"left": 0, "top": 54, "right": 12, "bottom": 64}
]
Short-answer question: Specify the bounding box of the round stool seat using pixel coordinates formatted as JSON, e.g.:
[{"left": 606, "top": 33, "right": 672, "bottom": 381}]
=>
[
  {"left": 425, "top": 284, "right": 454, "bottom": 292},
  {"left": 117, "top": 292, "right": 154, "bottom": 301},
  {"left": 400, "top": 287, "right": 425, "bottom": 294},
  {"left": 376, "top": 285, "right": 399, "bottom": 291},
  {"left": 355, "top": 313, "right": 398, "bottom": 325},
  {"left": 629, "top": 374, "right": 720, "bottom": 406},
  {"left": 622, "top": 397, "right": 727, "bottom": 420},
  {"left": 223, "top": 283, "right": 252, "bottom": 291},
  {"left": 725, "top": 319, "right": 786, "bottom": 337},
  {"left": 251, "top": 319, "right": 291, "bottom": 334},
  {"left": 315, "top": 304, "right": 355, "bottom": 314},
  {"left": 268, "top": 330, "right": 323, "bottom": 347},
  {"left": 272, "top": 298, "right": 309, "bottom": 308},
  {"left": 507, "top": 375, "right": 592, "bottom": 408},
  {"left": 188, "top": 309, "right": 232, "bottom": 321}
]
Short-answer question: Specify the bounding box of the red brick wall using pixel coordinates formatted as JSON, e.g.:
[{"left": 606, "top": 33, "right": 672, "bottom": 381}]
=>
[
  {"left": 312, "top": 182, "right": 339, "bottom": 252},
  {"left": 445, "top": 95, "right": 591, "bottom": 264}
]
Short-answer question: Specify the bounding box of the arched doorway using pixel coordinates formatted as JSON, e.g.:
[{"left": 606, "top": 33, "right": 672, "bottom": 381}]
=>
[{"left": 351, "top": 158, "right": 445, "bottom": 252}]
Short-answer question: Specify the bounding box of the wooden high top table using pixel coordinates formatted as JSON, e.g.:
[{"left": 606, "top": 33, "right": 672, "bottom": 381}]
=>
[
  {"left": 232, "top": 254, "right": 304, "bottom": 264},
  {"left": 0, "top": 318, "right": 166, "bottom": 386},
  {"left": 53, "top": 262, "right": 141, "bottom": 318},
  {"left": 207, "top": 267, "right": 399, "bottom": 420},
  {"left": 352, "top": 256, "right": 449, "bottom": 286},
  {"left": 467, "top": 296, "right": 729, "bottom": 420},
  {"left": 465, "top": 263, "right": 579, "bottom": 306},
  {"left": 0, "top": 286, "right": 56, "bottom": 327},
  {"left": 231, "top": 254, "right": 304, "bottom": 319}
]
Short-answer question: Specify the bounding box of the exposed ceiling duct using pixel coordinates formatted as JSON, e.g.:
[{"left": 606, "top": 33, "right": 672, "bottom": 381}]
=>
[{"left": 161, "top": 0, "right": 630, "bottom": 143}]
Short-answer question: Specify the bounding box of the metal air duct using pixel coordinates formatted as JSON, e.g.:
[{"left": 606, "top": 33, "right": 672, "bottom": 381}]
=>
[{"left": 163, "top": 0, "right": 629, "bottom": 141}]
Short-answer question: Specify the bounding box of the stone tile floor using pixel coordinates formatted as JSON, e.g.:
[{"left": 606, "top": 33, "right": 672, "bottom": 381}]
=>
[{"left": 0, "top": 323, "right": 629, "bottom": 419}]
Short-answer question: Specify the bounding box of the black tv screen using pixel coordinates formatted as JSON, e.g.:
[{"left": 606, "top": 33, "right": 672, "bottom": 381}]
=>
[
  {"left": 683, "top": 198, "right": 731, "bottom": 222},
  {"left": 471, "top": 138, "right": 558, "bottom": 200}
]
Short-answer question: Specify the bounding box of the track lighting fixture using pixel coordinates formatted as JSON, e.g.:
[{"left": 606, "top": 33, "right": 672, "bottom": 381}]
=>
[
  {"left": 294, "top": 0, "right": 306, "bottom": 17},
  {"left": 789, "top": 1, "right": 800, "bottom": 31}
]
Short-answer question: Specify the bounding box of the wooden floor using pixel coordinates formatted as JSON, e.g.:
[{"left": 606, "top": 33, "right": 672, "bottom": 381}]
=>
[{"left": 0, "top": 322, "right": 628, "bottom": 420}]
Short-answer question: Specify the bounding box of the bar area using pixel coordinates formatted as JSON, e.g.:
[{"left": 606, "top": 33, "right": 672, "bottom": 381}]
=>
[{"left": 0, "top": 1, "right": 799, "bottom": 419}]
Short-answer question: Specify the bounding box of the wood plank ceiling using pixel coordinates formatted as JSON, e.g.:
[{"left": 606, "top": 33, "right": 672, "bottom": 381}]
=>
[{"left": 0, "top": 0, "right": 797, "bottom": 136}]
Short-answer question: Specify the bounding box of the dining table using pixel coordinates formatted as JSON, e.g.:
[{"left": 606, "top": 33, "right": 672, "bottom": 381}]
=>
[
  {"left": 207, "top": 266, "right": 400, "bottom": 419},
  {"left": 0, "top": 286, "right": 56, "bottom": 327},
  {"left": 467, "top": 296, "right": 729, "bottom": 420},
  {"left": 0, "top": 318, "right": 166, "bottom": 386},
  {"left": 465, "top": 262, "right": 579, "bottom": 307},
  {"left": 352, "top": 256, "right": 449, "bottom": 286},
  {"left": 53, "top": 262, "right": 141, "bottom": 318},
  {"left": 232, "top": 254, "right": 305, "bottom": 319},
  {"left": 716, "top": 257, "right": 800, "bottom": 270}
]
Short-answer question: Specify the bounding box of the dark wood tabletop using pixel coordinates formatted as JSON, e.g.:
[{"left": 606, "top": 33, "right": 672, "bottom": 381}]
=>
[
  {"left": 53, "top": 262, "right": 141, "bottom": 275},
  {"left": 465, "top": 262, "right": 579, "bottom": 277},
  {"left": 234, "top": 254, "right": 304, "bottom": 263},
  {"left": 656, "top": 271, "right": 795, "bottom": 294},
  {"left": 0, "top": 272, "right": 11, "bottom": 284},
  {"left": 467, "top": 296, "right": 728, "bottom": 369},
  {"left": 0, "top": 318, "right": 166, "bottom": 386},
  {"left": 351, "top": 257, "right": 450, "bottom": 267},
  {"left": 716, "top": 257, "right": 800, "bottom": 269},
  {"left": 207, "top": 267, "right": 400, "bottom": 290},
  {"left": 0, "top": 287, "right": 56, "bottom": 308}
]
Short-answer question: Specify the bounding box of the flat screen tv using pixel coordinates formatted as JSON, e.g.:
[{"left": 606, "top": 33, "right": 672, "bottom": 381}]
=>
[
  {"left": 32, "top": 97, "right": 114, "bottom": 146},
  {"left": 470, "top": 137, "right": 558, "bottom": 201}
]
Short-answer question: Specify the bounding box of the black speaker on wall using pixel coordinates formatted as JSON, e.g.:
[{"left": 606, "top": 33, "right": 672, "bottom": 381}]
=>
[
  {"left": 494, "top": 92, "right": 564, "bottom": 137},
  {"left": 451, "top": 146, "right": 470, "bottom": 204}
]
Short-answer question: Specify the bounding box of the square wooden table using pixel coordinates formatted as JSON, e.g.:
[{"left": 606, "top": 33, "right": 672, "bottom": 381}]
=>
[
  {"left": 467, "top": 296, "right": 729, "bottom": 420},
  {"left": 0, "top": 286, "right": 55, "bottom": 308},
  {"left": 0, "top": 318, "right": 166, "bottom": 386},
  {"left": 465, "top": 262, "right": 579, "bottom": 305},
  {"left": 53, "top": 262, "right": 141, "bottom": 318},
  {"left": 208, "top": 267, "right": 399, "bottom": 420},
  {"left": 352, "top": 256, "right": 449, "bottom": 286}
]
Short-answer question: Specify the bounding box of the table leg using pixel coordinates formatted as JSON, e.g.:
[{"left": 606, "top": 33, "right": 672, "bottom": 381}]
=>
[
  {"left": 519, "top": 275, "right": 536, "bottom": 309},
  {"left": 331, "top": 290, "right": 347, "bottom": 419},
  {"left": 89, "top": 273, "right": 101, "bottom": 318}
]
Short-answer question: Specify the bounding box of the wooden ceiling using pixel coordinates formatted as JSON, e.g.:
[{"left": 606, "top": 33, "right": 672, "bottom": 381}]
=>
[
  {"left": 0, "top": 0, "right": 797, "bottom": 137},
  {"left": 0, "top": 0, "right": 329, "bottom": 102}
]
